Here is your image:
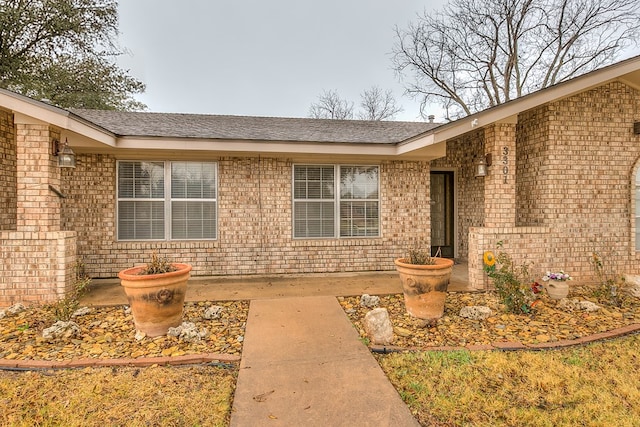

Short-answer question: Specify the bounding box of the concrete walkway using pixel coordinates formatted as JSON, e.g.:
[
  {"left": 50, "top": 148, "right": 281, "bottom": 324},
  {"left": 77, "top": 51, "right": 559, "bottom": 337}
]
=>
[{"left": 230, "top": 296, "right": 420, "bottom": 427}]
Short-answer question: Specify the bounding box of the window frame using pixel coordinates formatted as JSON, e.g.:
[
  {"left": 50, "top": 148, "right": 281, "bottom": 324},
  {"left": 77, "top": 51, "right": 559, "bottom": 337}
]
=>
[
  {"left": 292, "top": 164, "right": 381, "bottom": 239},
  {"left": 116, "top": 160, "right": 218, "bottom": 241}
]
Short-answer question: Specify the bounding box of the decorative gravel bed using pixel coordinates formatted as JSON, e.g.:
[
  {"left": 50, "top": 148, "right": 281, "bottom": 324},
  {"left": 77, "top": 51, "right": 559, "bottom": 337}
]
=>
[{"left": 339, "top": 286, "right": 640, "bottom": 348}]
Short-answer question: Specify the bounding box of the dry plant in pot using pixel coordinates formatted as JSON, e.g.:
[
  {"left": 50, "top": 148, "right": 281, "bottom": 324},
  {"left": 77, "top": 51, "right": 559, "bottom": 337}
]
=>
[
  {"left": 394, "top": 248, "right": 454, "bottom": 321},
  {"left": 118, "top": 252, "right": 192, "bottom": 337}
]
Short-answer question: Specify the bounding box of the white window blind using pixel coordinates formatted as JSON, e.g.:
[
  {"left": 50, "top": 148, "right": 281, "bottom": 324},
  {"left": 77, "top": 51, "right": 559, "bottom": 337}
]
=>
[
  {"left": 118, "top": 162, "right": 165, "bottom": 240},
  {"left": 171, "top": 162, "right": 217, "bottom": 239},
  {"left": 117, "top": 161, "right": 217, "bottom": 241},
  {"left": 293, "top": 165, "right": 379, "bottom": 238}
]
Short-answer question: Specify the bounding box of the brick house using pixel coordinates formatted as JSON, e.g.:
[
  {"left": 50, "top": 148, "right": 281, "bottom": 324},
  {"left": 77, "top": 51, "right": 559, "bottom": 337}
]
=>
[{"left": 1, "top": 56, "right": 640, "bottom": 307}]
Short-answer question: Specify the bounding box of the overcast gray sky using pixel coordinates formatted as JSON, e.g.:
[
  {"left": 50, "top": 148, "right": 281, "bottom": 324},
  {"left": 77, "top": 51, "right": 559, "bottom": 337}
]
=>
[{"left": 116, "top": 0, "right": 445, "bottom": 121}]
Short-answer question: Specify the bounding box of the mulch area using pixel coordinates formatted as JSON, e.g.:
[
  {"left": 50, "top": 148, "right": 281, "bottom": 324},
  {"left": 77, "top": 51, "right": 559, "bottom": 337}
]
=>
[
  {"left": 0, "top": 301, "right": 248, "bottom": 362},
  {"left": 339, "top": 286, "right": 640, "bottom": 349},
  {"left": 1, "top": 286, "right": 639, "bottom": 365}
]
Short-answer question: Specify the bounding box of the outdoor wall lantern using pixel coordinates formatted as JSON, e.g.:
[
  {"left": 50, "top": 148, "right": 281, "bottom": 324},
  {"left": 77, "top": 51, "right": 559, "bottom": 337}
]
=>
[
  {"left": 52, "top": 138, "right": 76, "bottom": 168},
  {"left": 475, "top": 153, "right": 492, "bottom": 177}
]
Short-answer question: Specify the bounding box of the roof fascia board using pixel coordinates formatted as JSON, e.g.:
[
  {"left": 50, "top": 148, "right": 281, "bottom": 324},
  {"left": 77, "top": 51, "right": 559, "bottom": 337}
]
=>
[
  {"left": 115, "top": 137, "right": 399, "bottom": 156},
  {"left": 430, "top": 56, "right": 640, "bottom": 143},
  {"left": 0, "top": 89, "right": 116, "bottom": 147},
  {"left": 396, "top": 133, "right": 436, "bottom": 155}
]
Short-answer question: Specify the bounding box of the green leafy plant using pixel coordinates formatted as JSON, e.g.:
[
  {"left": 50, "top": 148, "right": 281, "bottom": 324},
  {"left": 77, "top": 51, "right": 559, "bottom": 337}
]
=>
[
  {"left": 139, "top": 252, "right": 178, "bottom": 275},
  {"left": 50, "top": 260, "right": 91, "bottom": 321},
  {"left": 483, "top": 242, "right": 537, "bottom": 314}
]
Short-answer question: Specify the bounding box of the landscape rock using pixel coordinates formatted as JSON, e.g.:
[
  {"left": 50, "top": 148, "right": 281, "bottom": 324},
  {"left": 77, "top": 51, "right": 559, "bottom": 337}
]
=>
[
  {"left": 42, "top": 321, "right": 81, "bottom": 340},
  {"left": 0, "top": 310, "right": 5, "bottom": 320},
  {"left": 393, "top": 326, "right": 413, "bottom": 337},
  {"left": 624, "top": 274, "right": 640, "bottom": 298},
  {"left": 360, "top": 294, "right": 380, "bottom": 308},
  {"left": 558, "top": 299, "right": 601, "bottom": 312},
  {"left": 7, "top": 303, "right": 26, "bottom": 315},
  {"left": 72, "top": 307, "right": 91, "bottom": 317},
  {"left": 167, "top": 322, "right": 208, "bottom": 342},
  {"left": 363, "top": 308, "right": 394, "bottom": 345},
  {"left": 203, "top": 305, "right": 224, "bottom": 320},
  {"left": 459, "top": 306, "right": 493, "bottom": 320}
]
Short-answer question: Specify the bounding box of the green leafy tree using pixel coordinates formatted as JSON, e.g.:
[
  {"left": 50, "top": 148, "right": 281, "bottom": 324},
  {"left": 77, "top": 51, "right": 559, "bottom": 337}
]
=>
[{"left": 0, "top": 0, "right": 145, "bottom": 110}]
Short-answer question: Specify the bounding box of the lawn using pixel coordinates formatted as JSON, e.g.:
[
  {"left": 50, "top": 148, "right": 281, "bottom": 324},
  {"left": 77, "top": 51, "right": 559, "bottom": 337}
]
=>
[
  {"left": 0, "top": 364, "right": 236, "bottom": 427},
  {"left": 1, "top": 336, "right": 638, "bottom": 426},
  {"left": 379, "top": 334, "right": 640, "bottom": 426}
]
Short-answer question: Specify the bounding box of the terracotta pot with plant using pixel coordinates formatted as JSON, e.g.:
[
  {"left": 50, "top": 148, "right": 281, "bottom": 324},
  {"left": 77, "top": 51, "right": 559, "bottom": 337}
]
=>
[
  {"left": 118, "top": 253, "right": 192, "bottom": 337},
  {"left": 394, "top": 248, "right": 454, "bottom": 321}
]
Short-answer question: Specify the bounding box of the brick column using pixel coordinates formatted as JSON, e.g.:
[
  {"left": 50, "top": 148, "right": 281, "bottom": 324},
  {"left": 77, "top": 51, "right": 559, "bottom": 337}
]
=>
[
  {"left": 483, "top": 123, "right": 517, "bottom": 228},
  {"left": 468, "top": 123, "right": 518, "bottom": 290},
  {"left": 15, "top": 124, "right": 62, "bottom": 231},
  {"left": 0, "top": 122, "right": 76, "bottom": 307}
]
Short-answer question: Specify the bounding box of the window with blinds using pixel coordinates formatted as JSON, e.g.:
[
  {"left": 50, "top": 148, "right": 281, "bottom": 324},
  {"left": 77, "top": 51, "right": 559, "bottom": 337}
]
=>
[
  {"left": 293, "top": 165, "right": 379, "bottom": 238},
  {"left": 117, "top": 161, "right": 217, "bottom": 240}
]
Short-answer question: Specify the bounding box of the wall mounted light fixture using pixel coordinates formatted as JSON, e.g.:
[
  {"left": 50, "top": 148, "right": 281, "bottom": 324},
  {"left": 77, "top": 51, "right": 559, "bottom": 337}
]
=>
[
  {"left": 475, "top": 153, "right": 492, "bottom": 177},
  {"left": 52, "top": 138, "right": 76, "bottom": 168}
]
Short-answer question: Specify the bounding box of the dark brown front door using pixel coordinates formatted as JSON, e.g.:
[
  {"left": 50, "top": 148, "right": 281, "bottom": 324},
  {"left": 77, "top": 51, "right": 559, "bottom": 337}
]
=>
[{"left": 430, "top": 171, "right": 454, "bottom": 258}]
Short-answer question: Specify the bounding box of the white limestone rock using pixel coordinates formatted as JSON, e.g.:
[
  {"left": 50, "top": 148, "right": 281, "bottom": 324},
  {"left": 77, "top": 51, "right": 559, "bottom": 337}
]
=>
[
  {"left": 42, "top": 321, "right": 81, "bottom": 340},
  {"left": 624, "top": 274, "right": 640, "bottom": 298},
  {"left": 363, "top": 308, "right": 394, "bottom": 345},
  {"left": 7, "top": 303, "right": 26, "bottom": 315},
  {"left": 558, "top": 298, "right": 601, "bottom": 312},
  {"left": 203, "top": 305, "right": 224, "bottom": 320},
  {"left": 167, "top": 322, "right": 208, "bottom": 343},
  {"left": 360, "top": 294, "right": 380, "bottom": 308},
  {"left": 459, "top": 306, "right": 493, "bottom": 320},
  {"left": 72, "top": 307, "right": 91, "bottom": 317}
]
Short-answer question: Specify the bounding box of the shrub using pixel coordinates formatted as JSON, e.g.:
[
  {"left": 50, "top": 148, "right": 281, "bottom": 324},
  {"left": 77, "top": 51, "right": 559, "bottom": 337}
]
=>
[{"left": 483, "top": 242, "right": 537, "bottom": 314}]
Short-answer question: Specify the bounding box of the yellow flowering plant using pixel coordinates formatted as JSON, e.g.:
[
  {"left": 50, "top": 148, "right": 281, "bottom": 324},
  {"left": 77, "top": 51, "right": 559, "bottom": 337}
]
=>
[{"left": 483, "top": 241, "right": 539, "bottom": 314}]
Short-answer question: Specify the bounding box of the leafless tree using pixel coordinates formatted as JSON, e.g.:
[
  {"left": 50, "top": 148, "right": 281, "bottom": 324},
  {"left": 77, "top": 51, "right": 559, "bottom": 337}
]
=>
[
  {"left": 392, "top": 0, "right": 640, "bottom": 120},
  {"left": 309, "top": 87, "right": 403, "bottom": 120},
  {"left": 308, "top": 89, "right": 354, "bottom": 119},
  {"left": 357, "top": 86, "right": 403, "bottom": 120}
]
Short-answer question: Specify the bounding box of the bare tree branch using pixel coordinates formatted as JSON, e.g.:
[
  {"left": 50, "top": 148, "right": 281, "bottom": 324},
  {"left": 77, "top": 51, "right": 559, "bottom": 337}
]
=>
[
  {"left": 357, "top": 86, "right": 403, "bottom": 120},
  {"left": 308, "top": 89, "right": 354, "bottom": 119},
  {"left": 392, "top": 0, "right": 640, "bottom": 119}
]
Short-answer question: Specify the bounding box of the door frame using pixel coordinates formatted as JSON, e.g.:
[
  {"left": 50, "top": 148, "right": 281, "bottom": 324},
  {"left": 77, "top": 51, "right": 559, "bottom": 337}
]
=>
[{"left": 430, "top": 168, "right": 458, "bottom": 259}]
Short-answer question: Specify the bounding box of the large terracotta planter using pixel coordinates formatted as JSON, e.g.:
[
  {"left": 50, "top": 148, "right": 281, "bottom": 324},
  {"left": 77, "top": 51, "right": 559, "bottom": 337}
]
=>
[
  {"left": 118, "top": 263, "right": 192, "bottom": 337},
  {"left": 394, "top": 257, "right": 454, "bottom": 321}
]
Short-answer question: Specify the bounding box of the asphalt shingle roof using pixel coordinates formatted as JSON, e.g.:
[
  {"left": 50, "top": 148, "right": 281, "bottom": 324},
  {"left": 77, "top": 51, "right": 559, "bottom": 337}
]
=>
[{"left": 70, "top": 110, "right": 438, "bottom": 144}]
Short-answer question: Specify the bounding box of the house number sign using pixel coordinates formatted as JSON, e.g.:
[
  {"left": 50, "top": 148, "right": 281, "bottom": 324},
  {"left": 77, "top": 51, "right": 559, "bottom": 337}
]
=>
[{"left": 502, "top": 146, "right": 509, "bottom": 184}]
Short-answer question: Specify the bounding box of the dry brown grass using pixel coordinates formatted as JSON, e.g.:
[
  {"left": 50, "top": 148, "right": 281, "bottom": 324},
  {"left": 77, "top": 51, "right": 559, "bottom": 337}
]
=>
[
  {"left": 0, "top": 364, "right": 236, "bottom": 426},
  {"left": 380, "top": 334, "right": 640, "bottom": 426}
]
